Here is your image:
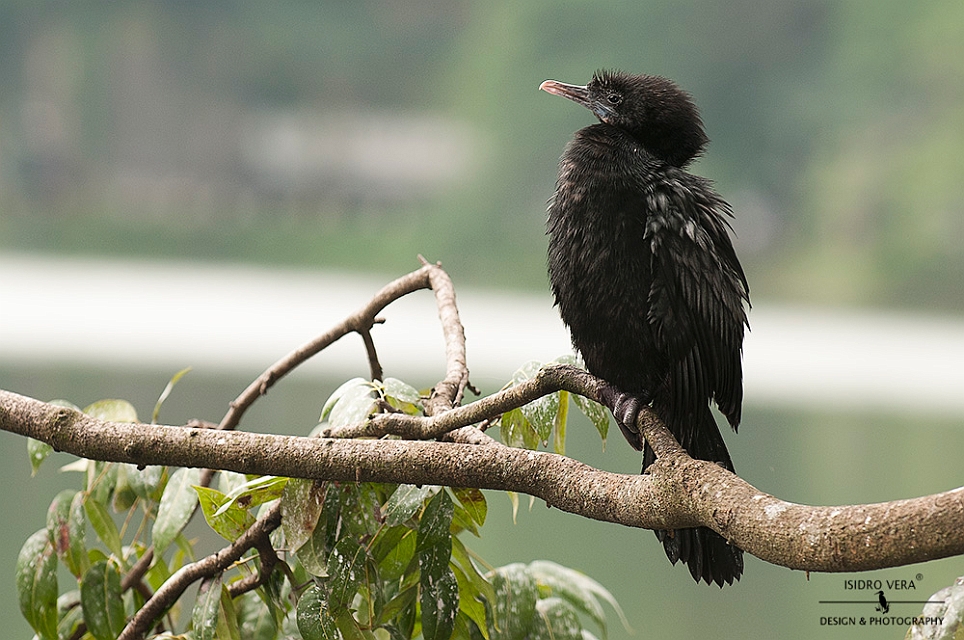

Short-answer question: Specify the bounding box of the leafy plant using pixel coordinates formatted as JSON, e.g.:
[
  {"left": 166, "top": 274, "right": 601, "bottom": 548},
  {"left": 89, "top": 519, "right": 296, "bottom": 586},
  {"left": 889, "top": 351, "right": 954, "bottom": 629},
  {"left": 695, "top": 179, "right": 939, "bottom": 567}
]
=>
[{"left": 17, "top": 365, "right": 624, "bottom": 640}]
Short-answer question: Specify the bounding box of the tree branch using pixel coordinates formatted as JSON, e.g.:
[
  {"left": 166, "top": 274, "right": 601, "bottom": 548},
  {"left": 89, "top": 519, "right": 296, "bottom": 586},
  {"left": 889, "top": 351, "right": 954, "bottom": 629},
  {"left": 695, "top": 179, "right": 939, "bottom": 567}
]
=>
[
  {"left": 216, "top": 264, "right": 436, "bottom": 434},
  {"left": 3, "top": 387, "right": 963, "bottom": 574},
  {"left": 116, "top": 502, "right": 282, "bottom": 640}
]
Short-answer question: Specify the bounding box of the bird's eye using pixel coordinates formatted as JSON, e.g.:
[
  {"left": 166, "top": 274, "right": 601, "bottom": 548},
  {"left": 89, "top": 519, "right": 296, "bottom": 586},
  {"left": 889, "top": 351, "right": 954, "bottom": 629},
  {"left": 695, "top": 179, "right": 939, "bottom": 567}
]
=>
[{"left": 606, "top": 93, "right": 622, "bottom": 105}]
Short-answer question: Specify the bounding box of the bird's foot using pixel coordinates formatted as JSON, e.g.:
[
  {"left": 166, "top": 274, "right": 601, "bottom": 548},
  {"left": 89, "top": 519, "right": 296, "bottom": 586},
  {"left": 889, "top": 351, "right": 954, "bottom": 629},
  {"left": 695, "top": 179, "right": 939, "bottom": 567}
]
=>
[{"left": 598, "top": 382, "right": 651, "bottom": 451}]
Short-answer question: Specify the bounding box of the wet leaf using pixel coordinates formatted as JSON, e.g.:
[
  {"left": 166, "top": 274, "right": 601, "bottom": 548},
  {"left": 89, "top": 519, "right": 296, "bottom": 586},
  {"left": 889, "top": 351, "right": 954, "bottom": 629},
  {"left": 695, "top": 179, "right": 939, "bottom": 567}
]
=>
[
  {"left": 16, "top": 529, "right": 58, "bottom": 640},
  {"left": 553, "top": 391, "right": 569, "bottom": 455},
  {"left": 192, "top": 574, "right": 223, "bottom": 640},
  {"left": 195, "top": 485, "right": 256, "bottom": 541},
  {"left": 572, "top": 393, "right": 610, "bottom": 448},
  {"left": 83, "top": 398, "right": 139, "bottom": 423},
  {"left": 530, "top": 560, "right": 629, "bottom": 635},
  {"left": 216, "top": 475, "right": 288, "bottom": 516},
  {"left": 322, "top": 378, "right": 376, "bottom": 427},
  {"left": 421, "top": 565, "right": 458, "bottom": 640},
  {"left": 27, "top": 437, "right": 54, "bottom": 476},
  {"left": 84, "top": 496, "right": 123, "bottom": 559},
  {"left": 281, "top": 479, "right": 328, "bottom": 552},
  {"left": 46, "top": 489, "right": 88, "bottom": 578},
  {"left": 81, "top": 560, "right": 126, "bottom": 640},
  {"left": 297, "top": 584, "right": 340, "bottom": 640},
  {"left": 452, "top": 487, "right": 487, "bottom": 527},
  {"left": 488, "top": 563, "right": 537, "bottom": 640},
  {"left": 152, "top": 366, "right": 192, "bottom": 424},
  {"left": 452, "top": 563, "right": 490, "bottom": 640},
  {"left": 125, "top": 463, "right": 166, "bottom": 501},
  {"left": 498, "top": 408, "right": 539, "bottom": 450},
  {"left": 383, "top": 484, "right": 437, "bottom": 526},
  {"left": 152, "top": 467, "right": 201, "bottom": 554},
  {"left": 418, "top": 490, "right": 457, "bottom": 640},
  {"left": 237, "top": 590, "right": 279, "bottom": 640},
  {"left": 531, "top": 597, "right": 581, "bottom": 640},
  {"left": 327, "top": 536, "right": 370, "bottom": 610}
]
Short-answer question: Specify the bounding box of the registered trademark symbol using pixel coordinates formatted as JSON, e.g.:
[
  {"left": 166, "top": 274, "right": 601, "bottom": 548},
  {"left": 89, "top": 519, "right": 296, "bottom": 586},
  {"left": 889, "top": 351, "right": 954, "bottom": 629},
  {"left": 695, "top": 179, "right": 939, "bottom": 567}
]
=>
[{"left": 917, "top": 573, "right": 924, "bottom": 581}]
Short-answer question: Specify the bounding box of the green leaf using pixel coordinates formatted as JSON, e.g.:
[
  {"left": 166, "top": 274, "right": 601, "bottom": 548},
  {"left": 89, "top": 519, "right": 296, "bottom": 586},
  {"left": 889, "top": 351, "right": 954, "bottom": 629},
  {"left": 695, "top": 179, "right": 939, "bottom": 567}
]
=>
[
  {"left": 572, "top": 393, "right": 610, "bottom": 448},
  {"left": 217, "top": 470, "right": 249, "bottom": 495},
  {"left": 16, "top": 529, "right": 58, "bottom": 640},
  {"left": 57, "top": 590, "right": 84, "bottom": 640},
  {"left": 529, "top": 560, "right": 629, "bottom": 636},
  {"left": 498, "top": 408, "right": 539, "bottom": 450},
  {"left": 297, "top": 584, "right": 341, "bottom": 640},
  {"left": 327, "top": 536, "right": 369, "bottom": 609},
  {"left": 377, "top": 585, "right": 417, "bottom": 628},
  {"left": 153, "top": 467, "right": 202, "bottom": 554},
  {"left": 421, "top": 566, "right": 458, "bottom": 640},
  {"left": 217, "top": 583, "right": 242, "bottom": 640},
  {"left": 217, "top": 475, "right": 288, "bottom": 516},
  {"left": 294, "top": 521, "right": 330, "bottom": 577},
  {"left": 192, "top": 574, "right": 223, "bottom": 640},
  {"left": 451, "top": 487, "right": 487, "bottom": 527},
  {"left": 531, "top": 597, "right": 582, "bottom": 640},
  {"left": 125, "top": 463, "right": 166, "bottom": 501},
  {"left": 237, "top": 590, "right": 279, "bottom": 640},
  {"left": 452, "top": 563, "right": 490, "bottom": 640},
  {"left": 379, "top": 377, "right": 423, "bottom": 414},
  {"left": 281, "top": 479, "right": 328, "bottom": 552},
  {"left": 342, "top": 483, "right": 384, "bottom": 539},
  {"left": 417, "top": 490, "right": 453, "bottom": 555},
  {"left": 46, "top": 489, "right": 88, "bottom": 578},
  {"left": 321, "top": 378, "right": 376, "bottom": 426},
  {"left": 84, "top": 496, "right": 124, "bottom": 559},
  {"left": 519, "top": 390, "right": 559, "bottom": 446},
  {"left": 195, "top": 485, "right": 257, "bottom": 541},
  {"left": 451, "top": 537, "right": 497, "bottom": 617},
  {"left": 27, "top": 437, "right": 54, "bottom": 476},
  {"left": 372, "top": 526, "right": 416, "bottom": 583},
  {"left": 83, "top": 398, "right": 139, "bottom": 423},
  {"left": 86, "top": 460, "right": 118, "bottom": 508},
  {"left": 81, "top": 560, "right": 126, "bottom": 640},
  {"left": 553, "top": 391, "right": 569, "bottom": 455},
  {"left": 112, "top": 462, "right": 138, "bottom": 511},
  {"left": 383, "top": 484, "right": 437, "bottom": 526},
  {"left": 334, "top": 607, "right": 370, "bottom": 640},
  {"left": 152, "top": 366, "right": 192, "bottom": 424},
  {"left": 498, "top": 361, "right": 555, "bottom": 449},
  {"left": 418, "top": 491, "right": 457, "bottom": 640},
  {"left": 488, "top": 563, "right": 537, "bottom": 640}
]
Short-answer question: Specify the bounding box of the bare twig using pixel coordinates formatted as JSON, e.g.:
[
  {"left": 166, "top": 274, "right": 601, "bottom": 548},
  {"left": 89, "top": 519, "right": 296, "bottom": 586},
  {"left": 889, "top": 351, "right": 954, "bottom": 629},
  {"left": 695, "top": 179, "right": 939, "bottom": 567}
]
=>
[
  {"left": 116, "top": 502, "right": 283, "bottom": 640},
  {"left": 360, "top": 324, "right": 384, "bottom": 382},
  {"left": 216, "top": 264, "right": 436, "bottom": 434},
  {"left": 419, "top": 256, "right": 471, "bottom": 415}
]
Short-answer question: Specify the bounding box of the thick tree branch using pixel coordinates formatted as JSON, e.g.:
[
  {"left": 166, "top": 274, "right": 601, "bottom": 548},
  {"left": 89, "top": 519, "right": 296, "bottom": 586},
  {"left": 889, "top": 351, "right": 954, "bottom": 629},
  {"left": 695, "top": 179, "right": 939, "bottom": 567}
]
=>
[{"left": 3, "top": 387, "right": 963, "bottom": 574}]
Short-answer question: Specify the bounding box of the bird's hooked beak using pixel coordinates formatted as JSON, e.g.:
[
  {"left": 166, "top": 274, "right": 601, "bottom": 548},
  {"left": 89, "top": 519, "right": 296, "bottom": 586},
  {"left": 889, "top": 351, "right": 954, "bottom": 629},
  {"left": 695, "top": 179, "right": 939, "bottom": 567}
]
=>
[
  {"left": 539, "top": 80, "right": 591, "bottom": 108},
  {"left": 540, "top": 79, "right": 613, "bottom": 123}
]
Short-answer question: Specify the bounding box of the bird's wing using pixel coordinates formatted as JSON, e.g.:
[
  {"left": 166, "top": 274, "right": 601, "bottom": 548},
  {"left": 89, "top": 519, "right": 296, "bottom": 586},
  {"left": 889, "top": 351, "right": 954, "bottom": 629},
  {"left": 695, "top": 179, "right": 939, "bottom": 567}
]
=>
[{"left": 643, "top": 176, "right": 749, "bottom": 429}]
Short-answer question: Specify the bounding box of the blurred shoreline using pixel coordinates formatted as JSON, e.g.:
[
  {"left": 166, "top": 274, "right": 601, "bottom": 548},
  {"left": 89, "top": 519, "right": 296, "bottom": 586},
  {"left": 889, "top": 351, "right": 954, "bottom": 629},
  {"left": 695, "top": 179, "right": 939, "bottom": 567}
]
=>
[{"left": 2, "top": 252, "right": 962, "bottom": 416}]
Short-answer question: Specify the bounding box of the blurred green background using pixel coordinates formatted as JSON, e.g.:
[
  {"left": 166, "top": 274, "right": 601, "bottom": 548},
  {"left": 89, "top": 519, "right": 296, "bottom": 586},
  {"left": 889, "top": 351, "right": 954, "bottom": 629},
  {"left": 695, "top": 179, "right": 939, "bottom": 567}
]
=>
[{"left": 1, "top": 1, "right": 963, "bottom": 638}]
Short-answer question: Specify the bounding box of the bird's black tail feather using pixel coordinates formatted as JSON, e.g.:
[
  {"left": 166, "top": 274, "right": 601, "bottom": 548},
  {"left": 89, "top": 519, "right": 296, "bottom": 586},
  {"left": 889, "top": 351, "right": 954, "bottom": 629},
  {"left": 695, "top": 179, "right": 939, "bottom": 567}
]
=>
[{"left": 643, "top": 402, "right": 743, "bottom": 587}]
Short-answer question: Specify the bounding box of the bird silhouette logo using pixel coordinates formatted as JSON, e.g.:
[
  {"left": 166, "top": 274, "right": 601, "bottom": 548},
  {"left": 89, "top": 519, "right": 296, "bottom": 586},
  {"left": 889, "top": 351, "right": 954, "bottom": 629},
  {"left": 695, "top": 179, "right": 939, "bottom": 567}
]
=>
[{"left": 875, "top": 590, "right": 890, "bottom": 614}]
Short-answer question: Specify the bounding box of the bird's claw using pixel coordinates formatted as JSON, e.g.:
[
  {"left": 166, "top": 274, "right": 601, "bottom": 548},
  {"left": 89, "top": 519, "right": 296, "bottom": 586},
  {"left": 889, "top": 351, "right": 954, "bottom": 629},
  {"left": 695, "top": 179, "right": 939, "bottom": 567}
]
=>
[{"left": 598, "top": 383, "right": 651, "bottom": 451}]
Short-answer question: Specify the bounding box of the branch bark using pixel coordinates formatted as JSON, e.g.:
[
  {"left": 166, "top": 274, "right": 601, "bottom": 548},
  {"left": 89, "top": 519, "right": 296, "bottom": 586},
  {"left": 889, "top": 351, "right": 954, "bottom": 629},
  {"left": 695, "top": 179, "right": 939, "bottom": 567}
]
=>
[{"left": 3, "top": 386, "right": 963, "bottom": 574}]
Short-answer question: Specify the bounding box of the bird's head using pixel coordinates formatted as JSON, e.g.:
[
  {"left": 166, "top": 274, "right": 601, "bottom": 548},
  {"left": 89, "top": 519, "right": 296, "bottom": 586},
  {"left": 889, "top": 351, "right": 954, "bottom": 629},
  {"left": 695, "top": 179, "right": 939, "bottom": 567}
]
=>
[{"left": 540, "top": 70, "right": 708, "bottom": 167}]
